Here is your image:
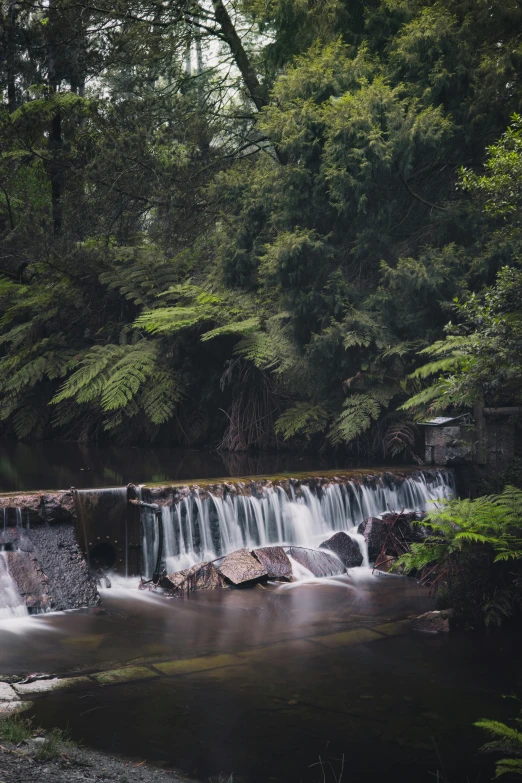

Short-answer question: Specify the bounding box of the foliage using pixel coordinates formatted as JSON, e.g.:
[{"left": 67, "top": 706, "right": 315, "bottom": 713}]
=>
[
  {"left": 34, "top": 727, "right": 75, "bottom": 761},
  {"left": 1, "top": 0, "right": 521, "bottom": 451},
  {"left": 403, "top": 114, "right": 522, "bottom": 416},
  {"left": 0, "top": 713, "right": 32, "bottom": 743},
  {"left": 476, "top": 700, "right": 522, "bottom": 779},
  {"left": 395, "top": 487, "right": 522, "bottom": 627}
]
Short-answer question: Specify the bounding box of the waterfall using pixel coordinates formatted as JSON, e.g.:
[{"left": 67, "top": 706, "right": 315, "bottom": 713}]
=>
[
  {"left": 150, "top": 470, "right": 454, "bottom": 576},
  {"left": 0, "top": 552, "right": 28, "bottom": 619}
]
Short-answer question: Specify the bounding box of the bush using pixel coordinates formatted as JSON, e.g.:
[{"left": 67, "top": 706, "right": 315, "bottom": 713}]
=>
[{"left": 394, "top": 486, "right": 522, "bottom": 627}]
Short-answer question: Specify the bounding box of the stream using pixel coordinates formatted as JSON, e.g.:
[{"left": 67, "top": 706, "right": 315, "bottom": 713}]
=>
[
  {"left": 1, "top": 572, "right": 519, "bottom": 783},
  {"left": 0, "top": 451, "right": 519, "bottom": 782}
]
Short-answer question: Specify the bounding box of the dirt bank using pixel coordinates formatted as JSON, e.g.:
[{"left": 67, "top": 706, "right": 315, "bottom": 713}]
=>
[{"left": 0, "top": 739, "right": 192, "bottom": 783}]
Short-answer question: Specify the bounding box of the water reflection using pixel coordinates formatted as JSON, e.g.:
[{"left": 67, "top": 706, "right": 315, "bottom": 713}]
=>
[
  {"left": 21, "top": 575, "right": 518, "bottom": 783},
  {"left": 0, "top": 442, "right": 361, "bottom": 492}
]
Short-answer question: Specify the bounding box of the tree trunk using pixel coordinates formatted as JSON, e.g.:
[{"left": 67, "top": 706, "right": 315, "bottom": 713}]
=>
[
  {"left": 47, "top": 0, "right": 64, "bottom": 237},
  {"left": 210, "top": 0, "right": 267, "bottom": 111},
  {"left": 5, "top": 3, "right": 17, "bottom": 112}
]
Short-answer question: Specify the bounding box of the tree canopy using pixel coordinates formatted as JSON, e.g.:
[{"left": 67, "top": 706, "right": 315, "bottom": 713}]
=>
[{"left": 0, "top": 0, "right": 521, "bottom": 453}]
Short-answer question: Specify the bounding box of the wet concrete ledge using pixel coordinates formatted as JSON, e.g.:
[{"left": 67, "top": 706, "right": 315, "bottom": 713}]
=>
[
  {"left": 0, "top": 618, "right": 412, "bottom": 710},
  {"left": 0, "top": 467, "right": 449, "bottom": 522}
]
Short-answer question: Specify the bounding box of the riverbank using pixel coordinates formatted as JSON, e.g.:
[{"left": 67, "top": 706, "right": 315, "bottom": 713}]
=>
[{"left": 0, "top": 732, "right": 190, "bottom": 783}]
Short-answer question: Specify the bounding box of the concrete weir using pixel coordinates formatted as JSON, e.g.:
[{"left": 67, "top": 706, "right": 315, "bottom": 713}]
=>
[{"left": 0, "top": 468, "right": 454, "bottom": 612}]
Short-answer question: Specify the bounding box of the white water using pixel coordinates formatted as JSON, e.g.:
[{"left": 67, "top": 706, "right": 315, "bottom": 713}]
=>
[
  {"left": 142, "top": 470, "right": 454, "bottom": 577},
  {"left": 0, "top": 551, "right": 29, "bottom": 620}
]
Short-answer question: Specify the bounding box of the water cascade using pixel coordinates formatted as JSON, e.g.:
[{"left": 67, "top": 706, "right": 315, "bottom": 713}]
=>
[
  {"left": 0, "top": 551, "right": 29, "bottom": 619},
  {"left": 141, "top": 469, "right": 454, "bottom": 577}
]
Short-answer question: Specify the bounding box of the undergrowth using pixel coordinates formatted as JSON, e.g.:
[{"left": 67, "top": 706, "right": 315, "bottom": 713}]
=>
[
  {"left": 0, "top": 712, "right": 75, "bottom": 760},
  {"left": 0, "top": 713, "right": 32, "bottom": 743},
  {"left": 34, "top": 727, "right": 75, "bottom": 760}
]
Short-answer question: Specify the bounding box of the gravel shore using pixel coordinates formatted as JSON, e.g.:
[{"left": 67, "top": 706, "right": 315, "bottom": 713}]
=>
[{"left": 0, "top": 740, "right": 191, "bottom": 783}]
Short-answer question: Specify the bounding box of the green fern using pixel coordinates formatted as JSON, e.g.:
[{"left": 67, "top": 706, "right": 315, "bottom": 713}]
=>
[
  {"left": 201, "top": 317, "right": 261, "bottom": 342},
  {"left": 394, "top": 487, "right": 522, "bottom": 623},
  {"left": 274, "top": 402, "right": 330, "bottom": 439},
  {"left": 51, "top": 342, "right": 172, "bottom": 428},
  {"left": 139, "top": 371, "right": 183, "bottom": 424},
  {"left": 476, "top": 711, "right": 522, "bottom": 778},
  {"left": 328, "top": 394, "right": 380, "bottom": 445},
  {"left": 234, "top": 331, "right": 281, "bottom": 369}
]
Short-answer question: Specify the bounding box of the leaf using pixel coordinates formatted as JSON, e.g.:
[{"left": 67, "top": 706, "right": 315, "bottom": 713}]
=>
[{"left": 328, "top": 394, "right": 380, "bottom": 445}]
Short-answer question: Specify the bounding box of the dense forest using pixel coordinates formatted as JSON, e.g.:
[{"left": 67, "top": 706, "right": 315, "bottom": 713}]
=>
[{"left": 0, "top": 0, "right": 521, "bottom": 455}]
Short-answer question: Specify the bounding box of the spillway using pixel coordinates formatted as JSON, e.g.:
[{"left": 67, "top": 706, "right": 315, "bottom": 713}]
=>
[{"left": 141, "top": 469, "right": 454, "bottom": 577}]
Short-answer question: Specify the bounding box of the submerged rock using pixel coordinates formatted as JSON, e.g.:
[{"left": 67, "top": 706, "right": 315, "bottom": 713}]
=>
[
  {"left": 319, "top": 532, "right": 363, "bottom": 568},
  {"left": 286, "top": 547, "right": 344, "bottom": 577},
  {"left": 216, "top": 548, "right": 267, "bottom": 586},
  {"left": 252, "top": 546, "right": 293, "bottom": 581},
  {"left": 411, "top": 610, "right": 453, "bottom": 633},
  {"left": 164, "top": 562, "right": 225, "bottom": 592}
]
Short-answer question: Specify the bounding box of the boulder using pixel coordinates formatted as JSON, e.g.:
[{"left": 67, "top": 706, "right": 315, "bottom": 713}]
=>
[
  {"left": 319, "top": 532, "right": 363, "bottom": 568},
  {"left": 286, "top": 547, "right": 344, "bottom": 577},
  {"left": 357, "top": 517, "right": 386, "bottom": 562},
  {"left": 252, "top": 546, "right": 293, "bottom": 581},
  {"left": 216, "top": 548, "right": 267, "bottom": 586},
  {"left": 164, "top": 561, "right": 225, "bottom": 592},
  {"left": 411, "top": 610, "right": 453, "bottom": 633}
]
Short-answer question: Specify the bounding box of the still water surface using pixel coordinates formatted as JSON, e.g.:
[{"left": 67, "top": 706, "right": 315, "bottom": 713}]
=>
[
  {"left": 2, "top": 572, "right": 518, "bottom": 783},
  {"left": 0, "top": 442, "right": 360, "bottom": 492}
]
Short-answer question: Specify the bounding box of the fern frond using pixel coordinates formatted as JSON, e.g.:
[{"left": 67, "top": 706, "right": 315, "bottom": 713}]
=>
[
  {"left": 399, "top": 382, "right": 446, "bottom": 410},
  {"left": 409, "top": 356, "right": 461, "bottom": 379},
  {"left": 418, "top": 335, "right": 475, "bottom": 357},
  {"left": 475, "top": 720, "right": 522, "bottom": 746},
  {"left": 201, "top": 317, "right": 261, "bottom": 342},
  {"left": 134, "top": 306, "right": 209, "bottom": 334},
  {"left": 274, "top": 402, "right": 330, "bottom": 439},
  {"left": 100, "top": 344, "right": 157, "bottom": 411},
  {"left": 234, "top": 331, "right": 281, "bottom": 369},
  {"left": 139, "top": 370, "right": 183, "bottom": 424},
  {"left": 328, "top": 394, "right": 380, "bottom": 445},
  {"left": 494, "top": 758, "right": 522, "bottom": 778}
]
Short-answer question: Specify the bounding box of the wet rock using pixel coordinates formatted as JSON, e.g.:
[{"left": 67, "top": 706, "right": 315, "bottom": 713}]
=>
[
  {"left": 24, "top": 524, "right": 99, "bottom": 611},
  {"left": 41, "top": 492, "right": 75, "bottom": 522},
  {"left": 319, "top": 532, "right": 363, "bottom": 568},
  {"left": 216, "top": 548, "right": 267, "bottom": 586},
  {"left": 286, "top": 547, "right": 344, "bottom": 577},
  {"left": 164, "top": 561, "right": 225, "bottom": 592},
  {"left": 0, "top": 492, "right": 75, "bottom": 525},
  {"left": 411, "top": 610, "right": 453, "bottom": 633},
  {"left": 252, "top": 546, "right": 293, "bottom": 581},
  {"left": 0, "top": 682, "right": 19, "bottom": 702},
  {"left": 357, "top": 517, "right": 386, "bottom": 562},
  {"left": 5, "top": 551, "right": 50, "bottom": 612}
]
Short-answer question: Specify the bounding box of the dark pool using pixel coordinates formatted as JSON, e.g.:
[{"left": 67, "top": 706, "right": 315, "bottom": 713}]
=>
[
  {"left": 0, "top": 441, "right": 363, "bottom": 492},
  {"left": 2, "top": 571, "right": 518, "bottom": 783}
]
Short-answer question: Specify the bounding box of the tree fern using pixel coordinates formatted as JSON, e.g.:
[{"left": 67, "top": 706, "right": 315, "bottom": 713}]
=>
[
  {"left": 328, "top": 394, "right": 380, "bottom": 445},
  {"left": 274, "top": 402, "right": 330, "bottom": 439},
  {"left": 51, "top": 342, "right": 163, "bottom": 421},
  {"left": 101, "top": 345, "right": 158, "bottom": 411},
  {"left": 201, "top": 317, "right": 261, "bottom": 342},
  {"left": 139, "top": 370, "right": 183, "bottom": 424},
  {"left": 234, "top": 331, "right": 281, "bottom": 369}
]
